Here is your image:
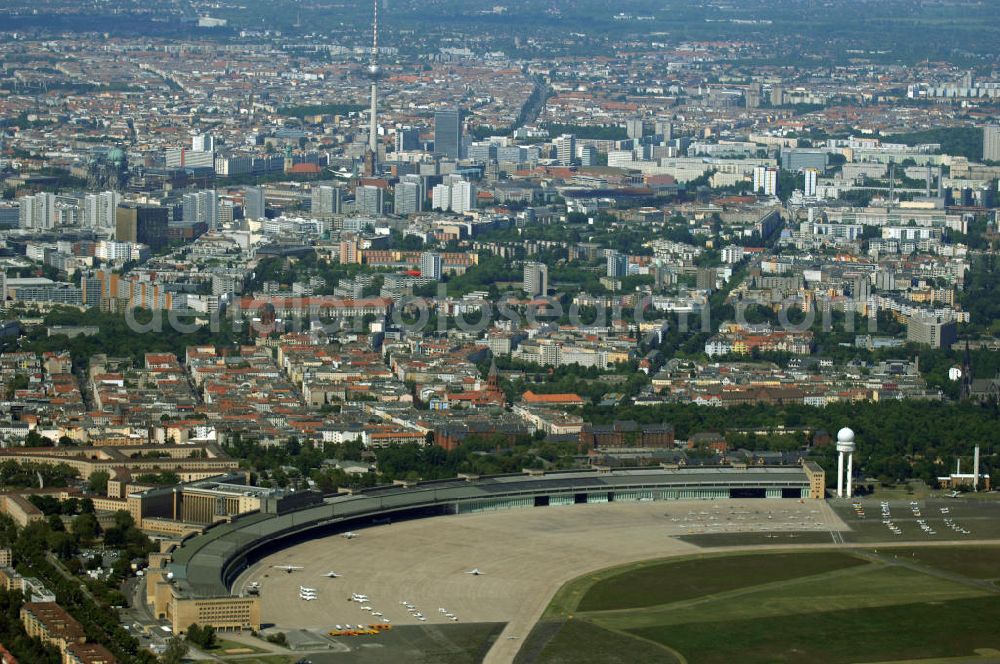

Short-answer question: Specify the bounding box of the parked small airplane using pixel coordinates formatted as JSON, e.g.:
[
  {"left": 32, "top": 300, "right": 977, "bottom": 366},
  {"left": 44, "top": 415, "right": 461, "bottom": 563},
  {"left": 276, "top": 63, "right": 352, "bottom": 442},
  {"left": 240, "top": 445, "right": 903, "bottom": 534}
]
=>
[
  {"left": 324, "top": 571, "right": 342, "bottom": 578},
  {"left": 343, "top": 532, "right": 359, "bottom": 539},
  {"left": 273, "top": 565, "right": 304, "bottom": 573},
  {"left": 466, "top": 568, "right": 484, "bottom": 576},
  {"left": 300, "top": 586, "right": 317, "bottom": 593}
]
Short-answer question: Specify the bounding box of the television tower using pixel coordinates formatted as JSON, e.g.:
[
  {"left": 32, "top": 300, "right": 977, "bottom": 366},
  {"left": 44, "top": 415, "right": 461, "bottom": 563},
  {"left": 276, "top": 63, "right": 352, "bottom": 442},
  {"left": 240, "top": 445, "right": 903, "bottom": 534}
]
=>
[{"left": 366, "top": 0, "right": 380, "bottom": 166}]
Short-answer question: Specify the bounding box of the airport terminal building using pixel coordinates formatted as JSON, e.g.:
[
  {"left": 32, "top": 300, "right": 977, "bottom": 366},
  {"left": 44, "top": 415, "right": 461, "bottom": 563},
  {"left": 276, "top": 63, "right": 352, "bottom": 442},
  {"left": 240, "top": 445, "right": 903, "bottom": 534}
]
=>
[{"left": 149, "top": 463, "right": 825, "bottom": 632}]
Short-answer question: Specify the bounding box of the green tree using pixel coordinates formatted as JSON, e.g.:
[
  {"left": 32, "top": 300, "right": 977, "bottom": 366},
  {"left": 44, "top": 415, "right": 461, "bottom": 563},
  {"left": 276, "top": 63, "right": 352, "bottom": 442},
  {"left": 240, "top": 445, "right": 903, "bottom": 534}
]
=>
[
  {"left": 72, "top": 512, "right": 101, "bottom": 543},
  {"left": 88, "top": 471, "right": 111, "bottom": 495},
  {"left": 186, "top": 623, "right": 216, "bottom": 649},
  {"left": 160, "top": 636, "right": 189, "bottom": 664}
]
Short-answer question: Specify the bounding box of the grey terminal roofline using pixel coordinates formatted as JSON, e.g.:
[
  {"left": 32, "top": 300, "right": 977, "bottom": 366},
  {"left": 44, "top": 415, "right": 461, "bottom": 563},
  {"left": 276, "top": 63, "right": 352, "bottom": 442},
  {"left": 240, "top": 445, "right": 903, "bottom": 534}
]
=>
[{"left": 167, "top": 465, "right": 815, "bottom": 598}]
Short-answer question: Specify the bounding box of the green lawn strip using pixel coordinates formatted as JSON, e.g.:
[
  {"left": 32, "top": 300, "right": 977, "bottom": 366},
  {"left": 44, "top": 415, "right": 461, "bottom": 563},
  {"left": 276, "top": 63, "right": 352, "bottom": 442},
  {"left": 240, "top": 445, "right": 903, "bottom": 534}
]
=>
[
  {"left": 534, "top": 617, "right": 679, "bottom": 664},
  {"left": 588, "top": 564, "right": 986, "bottom": 632},
  {"left": 576, "top": 551, "right": 866, "bottom": 612},
  {"left": 630, "top": 595, "right": 1000, "bottom": 664},
  {"left": 678, "top": 531, "right": 835, "bottom": 547},
  {"left": 879, "top": 546, "right": 1000, "bottom": 580},
  {"left": 212, "top": 638, "right": 266, "bottom": 653}
]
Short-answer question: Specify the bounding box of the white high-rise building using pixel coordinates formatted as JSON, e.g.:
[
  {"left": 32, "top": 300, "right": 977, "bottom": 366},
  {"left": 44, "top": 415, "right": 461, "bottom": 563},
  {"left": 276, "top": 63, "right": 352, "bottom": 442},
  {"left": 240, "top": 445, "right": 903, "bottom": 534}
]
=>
[
  {"left": 985, "top": 125, "right": 1000, "bottom": 162},
  {"left": 83, "top": 191, "right": 121, "bottom": 230},
  {"left": 449, "top": 179, "right": 476, "bottom": 214},
  {"left": 553, "top": 134, "right": 576, "bottom": 166},
  {"left": 192, "top": 133, "right": 215, "bottom": 152},
  {"left": 523, "top": 262, "right": 548, "bottom": 297},
  {"left": 420, "top": 251, "right": 442, "bottom": 281},
  {"left": 803, "top": 168, "right": 818, "bottom": 198},
  {"left": 18, "top": 193, "right": 56, "bottom": 229},
  {"left": 753, "top": 166, "right": 778, "bottom": 196},
  {"left": 432, "top": 184, "right": 451, "bottom": 211}
]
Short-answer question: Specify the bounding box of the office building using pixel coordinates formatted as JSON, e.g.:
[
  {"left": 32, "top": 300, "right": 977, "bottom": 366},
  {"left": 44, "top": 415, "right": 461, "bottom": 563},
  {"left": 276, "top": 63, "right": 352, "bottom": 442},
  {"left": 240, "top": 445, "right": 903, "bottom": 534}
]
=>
[
  {"left": 420, "top": 252, "right": 442, "bottom": 281},
  {"left": 498, "top": 145, "right": 528, "bottom": 164},
  {"left": 394, "top": 176, "right": 423, "bottom": 215},
  {"left": 192, "top": 134, "right": 215, "bottom": 152},
  {"left": 355, "top": 185, "right": 384, "bottom": 216},
  {"left": 18, "top": 193, "right": 55, "bottom": 230},
  {"left": 985, "top": 125, "right": 1000, "bottom": 162},
  {"left": 165, "top": 147, "right": 214, "bottom": 169},
  {"left": 395, "top": 127, "right": 422, "bottom": 152},
  {"left": 434, "top": 108, "right": 463, "bottom": 159},
  {"left": 607, "top": 252, "right": 628, "bottom": 279},
  {"left": 244, "top": 187, "right": 265, "bottom": 220},
  {"left": 182, "top": 190, "right": 219, "bottom": 231},
  {"left": 311, "top": 185, "right": 342, "bottom": 216},
  {"left": 580, "top": 145, "right": 599, "bottom": 167},
  {"left": 907, "top": 315, "right": 958, "bottom": 349},
  {"left": 83, "top": 192, "right": 121, "bottom": 230},
  {"left": 115, "top": 204, "right": 169, "bottom": 251},
  {"left": 553, "top": 134, "right": 576, "bottom": 166},
  {"left": 523, "top": 262, "right": 548, "bottom": 297},
  {"left": 468, "top": 142, "right": 497, "bottom": 163},
  {"left": 804, "top": 168, "right": 819, "bottom": 198},
  {"left": 782, "top": 148, "right": 828, "bottom": 172}
]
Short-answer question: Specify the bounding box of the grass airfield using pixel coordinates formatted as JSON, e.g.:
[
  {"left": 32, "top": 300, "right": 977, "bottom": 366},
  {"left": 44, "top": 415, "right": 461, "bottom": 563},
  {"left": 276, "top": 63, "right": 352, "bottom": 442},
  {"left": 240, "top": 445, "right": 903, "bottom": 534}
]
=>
[{"left": 523, "top": 546, "right": 1000, "bottom": 664}]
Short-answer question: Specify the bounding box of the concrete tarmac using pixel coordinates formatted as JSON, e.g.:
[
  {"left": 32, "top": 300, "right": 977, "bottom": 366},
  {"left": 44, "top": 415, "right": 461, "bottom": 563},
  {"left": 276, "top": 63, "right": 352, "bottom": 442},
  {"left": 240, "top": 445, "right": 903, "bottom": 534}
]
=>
[{"left": 235, "top": 499, "right": 848, "bottom": 662}]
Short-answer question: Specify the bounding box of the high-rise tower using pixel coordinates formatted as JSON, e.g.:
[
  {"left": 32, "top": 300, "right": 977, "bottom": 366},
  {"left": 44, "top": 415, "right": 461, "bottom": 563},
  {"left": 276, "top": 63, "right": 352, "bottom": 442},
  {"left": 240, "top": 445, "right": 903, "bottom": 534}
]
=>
[{"left": 366, "top": 0, "right": 380, "bottom": 173}]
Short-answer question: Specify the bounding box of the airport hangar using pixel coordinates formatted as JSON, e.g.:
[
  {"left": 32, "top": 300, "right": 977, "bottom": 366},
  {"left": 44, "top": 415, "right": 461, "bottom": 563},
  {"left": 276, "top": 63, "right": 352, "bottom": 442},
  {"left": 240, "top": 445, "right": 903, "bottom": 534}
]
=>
[{"left": 148, "top": 463, "right": 825, "bottom": 633}]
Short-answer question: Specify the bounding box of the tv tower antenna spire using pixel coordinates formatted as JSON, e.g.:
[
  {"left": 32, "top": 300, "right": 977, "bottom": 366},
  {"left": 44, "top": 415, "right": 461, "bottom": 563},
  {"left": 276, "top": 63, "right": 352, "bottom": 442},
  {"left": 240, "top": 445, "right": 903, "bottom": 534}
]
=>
[{"left": 367, "top": 0, "right": 380, "bottom": 156}]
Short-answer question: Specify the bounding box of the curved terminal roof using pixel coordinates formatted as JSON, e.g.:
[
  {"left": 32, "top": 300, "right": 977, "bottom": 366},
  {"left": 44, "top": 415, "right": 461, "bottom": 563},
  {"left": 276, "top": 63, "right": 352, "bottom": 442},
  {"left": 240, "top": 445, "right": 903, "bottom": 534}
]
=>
[{"left": 167, "top": 466, "right": 811, "bottom": 598}]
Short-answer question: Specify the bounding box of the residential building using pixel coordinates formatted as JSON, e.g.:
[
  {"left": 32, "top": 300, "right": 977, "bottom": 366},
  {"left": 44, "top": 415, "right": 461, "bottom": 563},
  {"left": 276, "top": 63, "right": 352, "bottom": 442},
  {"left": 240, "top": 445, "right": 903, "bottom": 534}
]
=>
[
  {"left": 607, "top": 252, "right": 628, "bottom": 279},
  {"left": 985, "top": 125, "right": 1000, "bottom": 162},
  {"left": 523, "top": 262, "right": 548, "bottom": 297},
  {"left": 420, "top": 252, "right": 442, "bottom": 281},
  {"left": 553, "top": 134, "right": 576, "bottom": 166},
  {"left": 83, "top": 192, "right": 120, "bottom": 230},
  {"left": 18, "top": 193, "right": 55, "bottom": 230}
]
